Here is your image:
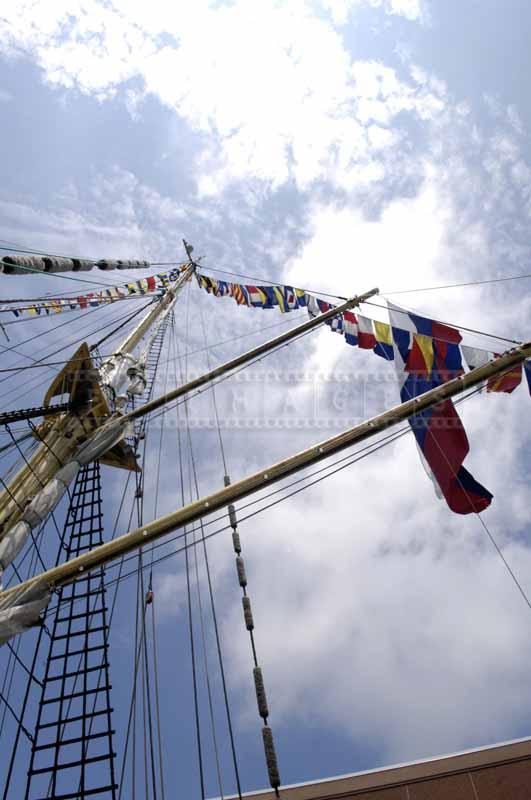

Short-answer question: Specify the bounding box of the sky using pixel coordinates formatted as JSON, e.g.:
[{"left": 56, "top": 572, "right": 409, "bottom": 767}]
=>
[{"left": 2, "top": 0, "right": 531, "bottom": 797}]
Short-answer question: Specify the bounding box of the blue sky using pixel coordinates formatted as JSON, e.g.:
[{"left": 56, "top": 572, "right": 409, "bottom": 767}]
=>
[{"left": 2, "top": 1, "right": 531, "bottom": 798}]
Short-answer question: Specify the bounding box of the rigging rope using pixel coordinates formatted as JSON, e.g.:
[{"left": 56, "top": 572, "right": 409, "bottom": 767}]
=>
[
  {"left": 177, "top": 285, "right": 207, "bottom": 800},
  {"left": 196, "top": 301, "right": 243, "bottom": 800},
  {"left": 0, "top": 311, "right": 306, "bottom": 375},
  {"left": 194, "top": 262, "right": 531, "bottom": 301},
  {"left": 172, "top": 311, "right": 226, "bottom": 799},
  {"left": 367, "top": 299, "right": 521, "bottom": 346},
  {"left": 0, "top": 300, "right": 153, "bottom": 407},
  {"left": 77, "top": 384, "right": 486, "bottom": 598},
  {"left": 193, "top": 265, "right": 522, "bottom": 346}
]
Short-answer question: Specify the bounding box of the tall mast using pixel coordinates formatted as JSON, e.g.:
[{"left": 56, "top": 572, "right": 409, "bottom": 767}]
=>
[{"left": 0, "top": 262, "right": 194, "bottom": 583}]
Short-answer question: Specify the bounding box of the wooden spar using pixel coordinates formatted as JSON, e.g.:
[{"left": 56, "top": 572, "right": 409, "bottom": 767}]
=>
[
  {"left": 2, "top": 341, "right": 530, "bottom": 605},
  {"left": 125, "top": 287, "right": 380, "bottom": 423}
]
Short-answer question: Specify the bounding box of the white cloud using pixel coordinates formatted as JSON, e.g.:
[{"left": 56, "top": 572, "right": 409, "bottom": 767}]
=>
[
  {"left": 0, "top": 1, "right": 439, "bottom": 193},
  {"left": 322, "top": 0, "right": 424, "bottom": 25},
  {"left": 4, "top": 0, "right": 531, "bottom": 784}
]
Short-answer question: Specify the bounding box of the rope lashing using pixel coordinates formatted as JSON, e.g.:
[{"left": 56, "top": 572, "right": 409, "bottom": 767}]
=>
[
  {"left": 224, "top": 474, "right": 281, "bottom": 797},
  {"left": 242, "top": 597, "right": 254, "bottom": 631},
  {"left": 262, "top": 727, "right": 281, "bottom": 791},
  {"left": 236, "top": 557, "right": 247, "bottom": 588},
  {"left": 253, "top": 667, "right": 269, "bottom": 720}
]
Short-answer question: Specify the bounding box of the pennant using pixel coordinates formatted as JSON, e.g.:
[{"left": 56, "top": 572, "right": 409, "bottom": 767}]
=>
[
  {"left": 306, "top": 295, "right": 332, "bottom": 318},
  {"left": 373, "top": 321, "right": 394, "bottom": 360},
  {"left": 406, "top": 311, "right": 462, "bottom": 344},
  {"left": 487, "top": 359, "right": 522, "bottom": 394},
  {"left": 261, "top": 286, "right": 278, "bottom": 309},
  {"left": 390, "top": 306, "right": 463, "bottom": 382},
  {"left": 295, "top": 288, "right": 308, "bottom": 307},
  {"left": 357, "top": 316, "right": 376, "bottom": 350},
  {"left": 388, "top": 302, "right": 491, "bottom": 514},
  {"left": 272, "top": 286, "right": 290, "bottom": 312},
  {"left": 392, "top": 327, "right": 411, "bottom": 363},
  {"left": 231, "top": 284, "right": 249, "bottom": 306},
  {"left": 326, "top": 312, "right": 344, "bottom": 334},
  {"left": 343, "top": 311, "right": 358, "bottom": 346},
  {"left": 126, "top": 283, "right": 137, "bottom": 295},
  {"left": 306, "top": 294, "right": 319, "bottom": 319},
  {"left": 247, "top": 286, "right": 266, "bottom": 307},
  {"left": 284, "top": 286, "right": 299, "bottom": 310},
  {"left": 146, "top": 276, "right": 156, "bottom": 292},
  {"left": 461, "top": 346, "right": 491, "bottom": 371},
  {"left": 406, "top": 333, "right": 434, "bottom": 374},
  {"left": 216, "top": 280, "right": 230, "bottom": 297}
]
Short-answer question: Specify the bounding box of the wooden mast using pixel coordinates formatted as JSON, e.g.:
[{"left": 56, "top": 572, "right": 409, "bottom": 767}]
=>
[{"left": 0, "top": 262, "right": 194, "bottom": 538}]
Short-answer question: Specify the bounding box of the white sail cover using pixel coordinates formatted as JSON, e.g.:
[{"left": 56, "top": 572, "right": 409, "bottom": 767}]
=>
[
  {"left": 76, "top": 418, "right": 131, "bottom": 464},
  {"left": 0, "top": 521, "right": 31, "bottom": 573},
  {"left": 0, "top": 580, "right": 50, "bottom": 647},
  {"left": 22, "top": 461, "right": 80, "bottom": 528}
]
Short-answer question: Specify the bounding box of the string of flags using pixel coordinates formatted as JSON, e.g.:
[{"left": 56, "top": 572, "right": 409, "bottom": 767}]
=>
[
  {"left": 196, "top": 270, "right": 527, "bottom": 395},
  {"left": 196, "top": 269, "right": 530, "bottom": 515},
  {"left": 196, "top": 272, "right": 306, "bottom": 312},
  {"left": 0, "top": 266, "right": 187, "bottom": 321}
]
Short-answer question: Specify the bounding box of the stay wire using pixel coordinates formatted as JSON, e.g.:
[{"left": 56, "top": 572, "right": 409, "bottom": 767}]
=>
[
  {"left": 133, "top": 337, "right": 161, "bottom": 800},
  {"left": 0, "top": 312, "right": 305, "bottom": 374},
  {"left": 383, "top": 273, "right": 531, "bottom": 295},
  {"left": 44, "top": 385, "right": 484, "bottom": 613},
  {"left": 0, "top": 295, "right": 158, "bottom": 327},
  {"left": 175, "top": 314, "right": 225, "bottom": 799},
  {"left": 0, "top": 300, "right": 112, "bottom": 360},
  {"left": 90, "top": 298, "right": 158, "bottom": 351},
  {"left": 91, "top": 423, "right": 415, "bottom": 596},
  {"left": 5, "top": 294, "right": 148, "bottom": 369},
  {"left": 377, "top": 338, "right": 531, "bottom": 617},
  {"left": 93, "top": 382, "right": 486, "bottom": 598},
  {"left": 194, "top": 265, "right": 347, "bottom": 301},
  {"left": 0, "top": 541, "right": 41, "bottom": 746},
  {"left": 73, "top": 313, "right": 167, "bottom": 799},
  {"left": 0, "top": 300, "right": 153, "bottom": 408},
  {"left": 191, "top": 265, "right": 521, "bottom": 349},
  {"left": 147, "top": 325, "right": 170, "bottom": 800},
  {"left": 174, "top": 299, "right": 206, "bottom": 800},
  {"left": 144, "top": 325, "right": 320, "bottom": 430},
  {"left": 193, "top": 262, "right": 531, "bottom": 313},
  {"left": 55, "top": 426, "right": 417, "bottom": 598},
  {"left": 197, "top": 297, "right": 244, "bottom": 798},
  {"left": 197, "top": 299, "right": 228, "bottom": 476},
  {"left": 0, "top": 304, "right": 120, "bottom": 404},
  {"left": 367, "top": 298, "right": 521, "bottom": 346}
]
